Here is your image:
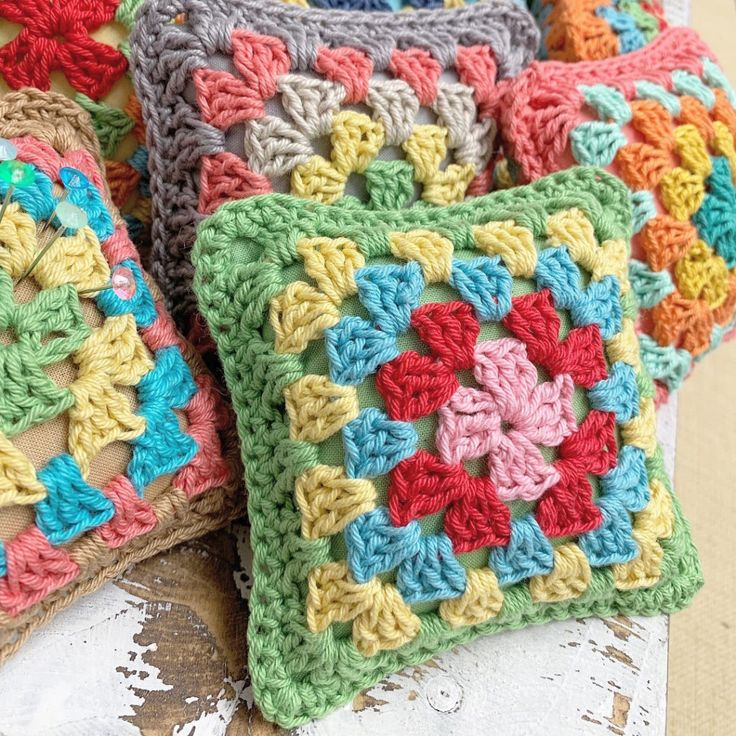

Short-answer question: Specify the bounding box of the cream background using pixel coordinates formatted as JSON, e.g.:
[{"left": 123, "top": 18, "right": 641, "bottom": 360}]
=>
[{"left": 669, "top": 3, "right": 736, "bottom": 734}]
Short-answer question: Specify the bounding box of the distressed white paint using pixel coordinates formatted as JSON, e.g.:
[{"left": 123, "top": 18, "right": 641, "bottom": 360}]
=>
[
  {"left": 0, "top": 583, "right": 170, "bottom": 736},
  {"left": 299, "top": 615, "right": 669, "bottom": 736},
  {"left": 171, "top": 678, "right": 249, "bottom": 736}
]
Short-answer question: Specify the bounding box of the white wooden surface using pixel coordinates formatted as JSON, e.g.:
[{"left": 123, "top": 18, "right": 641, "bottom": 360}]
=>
[{"left": 0, "top": 398, "right": 678, "bottom": 736}]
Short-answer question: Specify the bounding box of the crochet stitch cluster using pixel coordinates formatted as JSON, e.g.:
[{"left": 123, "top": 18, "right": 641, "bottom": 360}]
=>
[
  {"left": 0, "top": 91, "right": 242, "bottom": 662},
  {"left": 193, "top": 168, "right": 702, "bottom": 727},
  {"left": 530, "top": 0, "right": 667, "bottom": 61}
]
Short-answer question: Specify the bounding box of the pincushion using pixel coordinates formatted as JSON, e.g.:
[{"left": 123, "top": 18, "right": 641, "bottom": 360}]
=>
[
  {"left": 192, "top": 166, "right": 702, "bottom": 727},
  {"left": 495, "top": 27, "right": 736, "bottom": 400},
  {"left": 0, "top": 90, "right": 242, "bottom": 662},
  {"left": 130, "top": 0, "right": 539, "bottom": 336}
]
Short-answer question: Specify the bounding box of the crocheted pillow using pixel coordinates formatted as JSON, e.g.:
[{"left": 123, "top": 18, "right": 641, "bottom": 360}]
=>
[
  {"left": 130, "top": 0, "right": 539, "bottom": 336},
  {"left": 529, "top": 0, "right": 667, "bottom": 61},
  {"left": 496, "top": 27, "right": 736, "bottom": 401},
  {"left": 192, "top": 167, "right": 702, "bottom": 727},
  {"left": 0, "top": 90, "right": 242, "bottom": 662},
  {"left": 0, "top": 0, "right": 151, "bottom": 246}
]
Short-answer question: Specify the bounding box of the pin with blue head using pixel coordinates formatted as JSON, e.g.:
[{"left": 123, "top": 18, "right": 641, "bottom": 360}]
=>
[{"left": 0, "top": 140, "right": 36, "bottom": 225}]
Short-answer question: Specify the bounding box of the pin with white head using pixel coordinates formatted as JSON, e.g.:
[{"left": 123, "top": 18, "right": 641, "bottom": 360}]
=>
[
  {"left": 0, "top": 139, "right": 36, "bottom": 225},
  {"left": 42, "top": 166, "right": 90, "bottom": 229},
  {"left": 14, "top": 201, "right": 88, "bottom": 285}
]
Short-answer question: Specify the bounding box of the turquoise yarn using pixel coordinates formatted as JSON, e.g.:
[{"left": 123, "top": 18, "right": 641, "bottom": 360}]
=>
[
  {"left": 589, "top": 362, "right": 640, "bottom": 423},
  {"left": 448, "top": 256, "right": 513, "bottom": 321},
  {"left": 325, "top": 316, "right": 399, "bottom": 385},
  {"left": 35, "top": 454, "right": 115, "bottom": 545},
  {"left": 601, "top": 445, "right": 650, "bottom": 513},
  {"left": 342, "top": 408, "right": 417, "bottom": 479},
  {"left": 354, "top": 262, "right": 424, "bottom": 335},
  {"left": 346, "top": 507, "right": 422, "bottom": 584},
  {"left": 489, "top": 515, "right": 554, "bottom": 588},
  {"left": 397, "top": 533, "right": 467, "bottom": 604}
]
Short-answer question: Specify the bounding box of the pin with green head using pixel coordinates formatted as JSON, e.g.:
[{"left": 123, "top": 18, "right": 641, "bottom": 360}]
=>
[{"left": 0, "top": 157, "right": 36, "bottom": 224}]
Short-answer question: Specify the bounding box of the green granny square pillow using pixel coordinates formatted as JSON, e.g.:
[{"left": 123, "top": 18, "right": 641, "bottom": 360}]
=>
[{"left": 192, "top": 167, "right": 701, "bottom": 727}]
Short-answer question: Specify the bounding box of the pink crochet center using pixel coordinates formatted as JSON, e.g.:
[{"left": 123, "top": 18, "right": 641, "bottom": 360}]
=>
[{"left": 435, "top": 337, "right": 577, "bottom": 503}]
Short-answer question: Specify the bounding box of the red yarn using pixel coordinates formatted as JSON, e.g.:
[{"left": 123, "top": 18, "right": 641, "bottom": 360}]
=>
[
  {"left": 174, "top": 374, "right": 236, "bottom": 498},
  {"left": 376, "top": 351, "right": 459, "bottom": 422},
  {"left": 455, "top": 45, "right": 498, "bottom": 119},
  {"left": 0, "top": 527, "right": 79, "bottom": 616},
  {"left": 193, "top": 68, "right": 267, "bottom": 128},
  {"left": 198, "top": 152, "right": 272, "bottom": 214},
  {"left": 389, "top": 48, "right": 441, "bottom": 106},
  {"left": 536, "top": 467, "right": 602, "bottom": 538},
  {"left": 411, "top": 301, "right": 480, "bottom": 372},
  {"left": 536, "top": 410, "right": 616, "bottom": 537},
  {"left": 388, "top": 450, "right": 468, "bottom": 526},
  {"left": 97, "top": 476, "right": 158, "bottom": 549},
  {"left": 0, "top": 0, "right": 127, "bottom": 99},
  {"left": 502, "top": 290, "right": 608, "bottom": 388},
  {"left": 444, "top": 475, "right": 512, "bottom": 553}
]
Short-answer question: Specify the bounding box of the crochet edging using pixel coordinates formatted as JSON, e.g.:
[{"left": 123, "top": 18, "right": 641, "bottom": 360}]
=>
[{"left": 192, "top": 167, "right": 702, "bottom": 727}]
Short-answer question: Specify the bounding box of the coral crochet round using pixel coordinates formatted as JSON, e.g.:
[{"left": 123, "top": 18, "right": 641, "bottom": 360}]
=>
[{"left": 0, "top": 0, "right": 128, "bottom": 99}]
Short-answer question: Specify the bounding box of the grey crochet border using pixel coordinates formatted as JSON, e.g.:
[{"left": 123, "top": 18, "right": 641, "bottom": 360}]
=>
[{"left": 130, "top": 0, "right": 540, "bottom": 328}]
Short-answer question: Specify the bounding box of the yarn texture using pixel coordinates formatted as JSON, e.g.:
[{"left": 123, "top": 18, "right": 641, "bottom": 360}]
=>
[
  {"left": 529, "top": 0, "right": 667, "bottom": 61},
  {"left": 129, "top": 0, "right": 539, "bottom": 335},
  {"left": 495, "top": 27, "right": 736, "bottom": 401},
  {"left": 0, "top": 0, "right": 152, "bottom": 247},
  {"left": 192, "top": 166, "right": 702, "bottom": 727},
  {"left": 0, "top": 90, "right": 243, "bottom": 663}
]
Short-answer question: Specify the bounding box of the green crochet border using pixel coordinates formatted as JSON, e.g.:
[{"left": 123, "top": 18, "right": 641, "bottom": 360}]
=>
[{"left": 192, "top": 167, "right": 703, "bottom": 728}]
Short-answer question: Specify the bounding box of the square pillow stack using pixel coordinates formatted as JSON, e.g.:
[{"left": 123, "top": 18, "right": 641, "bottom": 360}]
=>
[{"left": 0, "top": 90, "right": 242, "bottom": 663}]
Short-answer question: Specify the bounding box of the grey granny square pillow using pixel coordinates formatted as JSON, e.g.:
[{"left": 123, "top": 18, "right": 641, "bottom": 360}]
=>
[{"left": 130, "top": 0, "right": 539, "bottom": 334}]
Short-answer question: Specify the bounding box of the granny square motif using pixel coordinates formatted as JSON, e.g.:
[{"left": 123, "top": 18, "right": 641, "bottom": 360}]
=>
[
  {"left": 496, "top": 27, "right": 736, "bottom": 401},
  {"left": 192, "top": 167, "right": 701, "bottom": 727},
  {"left": 0, "top": 90, "right": 242, "bottom": 661},
  {"left": 130, "top": 0, "right": 539, "bottom": 334},
  {"left": 0, "top": 0, "right": 152, "bottom": 246},
  {"left": 529, "top": 0, "right": 666, "bottom": 61}
]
